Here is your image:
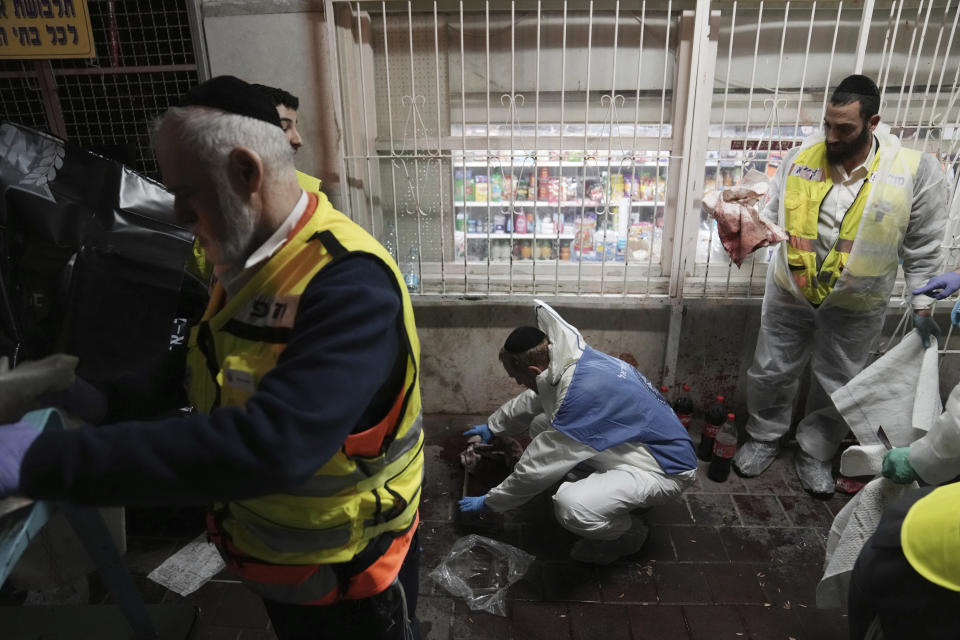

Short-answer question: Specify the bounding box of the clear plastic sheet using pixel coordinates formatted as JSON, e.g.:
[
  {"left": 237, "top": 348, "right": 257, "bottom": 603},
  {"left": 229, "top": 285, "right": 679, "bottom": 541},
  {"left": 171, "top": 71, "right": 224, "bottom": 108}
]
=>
[{"left": 429, "top": 534, "right": 535, "bottom": 616}]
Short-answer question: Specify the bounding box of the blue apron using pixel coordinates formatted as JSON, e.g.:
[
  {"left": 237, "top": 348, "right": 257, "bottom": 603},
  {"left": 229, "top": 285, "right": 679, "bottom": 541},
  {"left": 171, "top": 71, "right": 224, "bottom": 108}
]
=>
[{"left": 552, "top": 346, "right": 697, "bottom": 475}]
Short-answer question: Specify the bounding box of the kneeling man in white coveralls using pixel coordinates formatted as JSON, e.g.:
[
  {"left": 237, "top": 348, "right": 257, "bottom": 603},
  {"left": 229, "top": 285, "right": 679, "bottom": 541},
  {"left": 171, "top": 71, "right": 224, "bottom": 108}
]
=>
[{"left": 457, "top": 300, "right": 698, "bottom": 564}]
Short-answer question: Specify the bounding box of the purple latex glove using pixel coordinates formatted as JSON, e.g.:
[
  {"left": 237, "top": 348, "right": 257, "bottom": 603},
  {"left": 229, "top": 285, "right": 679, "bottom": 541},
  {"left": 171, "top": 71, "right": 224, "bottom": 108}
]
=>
[
  {"left": 913, "top": 271, "right": 960, "bottom": 300},
  {"left": 38, "top": 377, "right": 108, "bottom": 424},
  {"left": 0, "top": 421, "right": 42, "bottom": 497},
  {"left": 458, "top": 495, "right": 488, "bottom": 513}
]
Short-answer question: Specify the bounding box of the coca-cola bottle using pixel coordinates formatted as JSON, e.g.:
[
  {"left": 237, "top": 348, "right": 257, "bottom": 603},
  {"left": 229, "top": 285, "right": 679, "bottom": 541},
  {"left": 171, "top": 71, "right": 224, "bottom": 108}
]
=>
[
  {"left": 673, "top": 384, "right": 694, "bottom": 430},
  {"left": 707, "top": 413, "right": 737, "bottom": 482},
  {"left": 698, "top": 395, "right": 725, "bottom": 461}
]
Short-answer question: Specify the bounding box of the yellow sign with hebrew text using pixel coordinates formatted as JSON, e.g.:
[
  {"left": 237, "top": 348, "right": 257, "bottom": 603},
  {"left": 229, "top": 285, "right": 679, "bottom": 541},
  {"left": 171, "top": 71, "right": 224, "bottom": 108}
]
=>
[{"left": 0, "top": 0, "right": 95, "bottom": 59}]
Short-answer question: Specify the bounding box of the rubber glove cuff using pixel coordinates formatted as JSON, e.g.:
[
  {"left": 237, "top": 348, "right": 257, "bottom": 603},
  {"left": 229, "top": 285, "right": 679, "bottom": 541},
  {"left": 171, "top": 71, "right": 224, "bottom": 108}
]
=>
[
  {"left": 0, "top": 421, "right": 43, "bottom": 497},
  {"left": 458, "top": 495, "right": 488, "bottom": 513},
  {"left": 463, "top": 423, "right": 493, "bottom": 444},
  {"left": 951, "top": 298, "right": 960, "bottom": 329},
  {"left": 881, "top": 447, "right": 919, "bottom": 484},
  {"left": 913, "top": 313, "right": 940, "bottom": 349}
]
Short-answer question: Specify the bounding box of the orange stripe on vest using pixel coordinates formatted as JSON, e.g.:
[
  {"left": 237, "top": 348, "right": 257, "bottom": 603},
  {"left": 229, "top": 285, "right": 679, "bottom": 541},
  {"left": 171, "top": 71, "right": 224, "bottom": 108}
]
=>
[
  {"left": 344, "top": 389, "right": 407, "bottom": 458},
  {"left": 205, "top": 511, "right": 418, "bottom": 604}
]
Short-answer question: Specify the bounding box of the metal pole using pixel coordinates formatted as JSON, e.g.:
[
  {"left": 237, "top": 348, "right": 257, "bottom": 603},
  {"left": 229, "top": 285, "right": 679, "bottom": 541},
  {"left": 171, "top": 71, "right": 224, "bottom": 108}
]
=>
[{"left": 854, "top": 0, "right": 876, "bottom": 74}]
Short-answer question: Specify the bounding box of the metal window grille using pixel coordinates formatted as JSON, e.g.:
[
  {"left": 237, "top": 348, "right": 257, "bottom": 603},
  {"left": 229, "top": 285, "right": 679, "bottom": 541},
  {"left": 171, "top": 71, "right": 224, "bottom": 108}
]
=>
[
  {"left": 1, "top": 0, "right": 201, "bottom": 179},
  {"left": 690, "top": 0, "right": 960, "bottom": 303},
  {"left": 328, "top": 0, "right": 960, "bottom": 305},
  {"left": 331, "top": 0, "right": 680, "bottom": 298}
]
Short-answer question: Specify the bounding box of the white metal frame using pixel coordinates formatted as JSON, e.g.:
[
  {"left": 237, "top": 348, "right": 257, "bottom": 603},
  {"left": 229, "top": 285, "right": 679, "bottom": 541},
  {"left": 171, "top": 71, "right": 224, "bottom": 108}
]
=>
[{"left": 324, "top": 0, "right": 960, "bottom": 380}]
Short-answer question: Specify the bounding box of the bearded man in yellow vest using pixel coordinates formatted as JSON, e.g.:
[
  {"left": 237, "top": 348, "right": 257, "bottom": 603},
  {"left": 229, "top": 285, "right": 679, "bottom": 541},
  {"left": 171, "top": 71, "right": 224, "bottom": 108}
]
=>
[
  {"left": 187, "top": 84, "right": 323, "bottom": 286},
  {"left": 0, "top": 76, "right": 425, "bottom": 640},
  {"left": 732, "top": 75, "right": 949, "bottom": 496}
]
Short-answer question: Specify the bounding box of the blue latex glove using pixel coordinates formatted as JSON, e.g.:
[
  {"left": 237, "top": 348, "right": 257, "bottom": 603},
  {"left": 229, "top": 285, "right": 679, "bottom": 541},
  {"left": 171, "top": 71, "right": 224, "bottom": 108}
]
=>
[
  {"left": 458, "top": 495, "right": 488, "bottom": 513},
  {"left": 462, "top": 423, "right": 493, "bottom": 444},
  {"left": 913, "top": 271, "right": 960, "bottom": 300},
  {"left": 881, "top": 447, "right": 919, "bottom": 484},
  {"left": 952, "top": 298, "right": 960, "bottom": 329},
  {"left": 38, "top": 377, "right": 108, "bottom": 425},
  {"left": 0, "top": 421, "right": 43, "bottom": 497},
  {"left": 913, "top": 313, "right": 940, "bottom": 349}
]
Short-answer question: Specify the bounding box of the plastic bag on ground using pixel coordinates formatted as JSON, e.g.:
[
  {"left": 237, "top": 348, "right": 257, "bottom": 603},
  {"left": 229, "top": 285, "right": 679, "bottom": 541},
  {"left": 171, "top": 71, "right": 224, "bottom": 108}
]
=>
[
  {"left": 429, "top": 534, "right": 535, "bottom": 616},
  {"left": 701, "top": 169, "right": 787, "bottom": 267}
]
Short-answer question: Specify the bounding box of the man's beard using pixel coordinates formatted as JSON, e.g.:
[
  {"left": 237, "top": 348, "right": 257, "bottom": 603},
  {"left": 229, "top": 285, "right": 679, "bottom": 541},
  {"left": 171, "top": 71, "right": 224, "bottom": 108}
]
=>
[
  {"left": 825, "top": 123, "right": 871, "bottom": 165},
  {"left": 211, "top": 172, "right": 258, "bottom": 269}
]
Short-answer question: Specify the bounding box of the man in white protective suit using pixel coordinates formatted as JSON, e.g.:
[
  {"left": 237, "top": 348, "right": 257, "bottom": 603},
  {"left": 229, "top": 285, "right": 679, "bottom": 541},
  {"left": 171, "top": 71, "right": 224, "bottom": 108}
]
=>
[
  {"left": 456, "top": 300, "right": 698, "bottom": 564},
  {"left": 732, "top": 74, "right": 950, "bottom": 496}
]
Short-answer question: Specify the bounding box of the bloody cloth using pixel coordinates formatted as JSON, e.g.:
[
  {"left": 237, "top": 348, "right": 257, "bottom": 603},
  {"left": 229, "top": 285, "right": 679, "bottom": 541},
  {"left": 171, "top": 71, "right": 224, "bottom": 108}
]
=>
[{"left": 702, "top": 169, "right": 787, "bottom": 267}]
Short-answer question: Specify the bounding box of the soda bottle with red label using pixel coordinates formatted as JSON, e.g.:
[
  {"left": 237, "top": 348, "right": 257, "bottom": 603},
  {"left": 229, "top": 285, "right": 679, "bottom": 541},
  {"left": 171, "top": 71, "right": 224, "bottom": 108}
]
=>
[
  {"left": 707, "top": 413, "right": 737, "bottom": 482},
  {"left": 673, "top": 383, "right": 693, "bottom": 429},
  {"left": 698, "top": 395, "right": 725, "bottom": 461}
]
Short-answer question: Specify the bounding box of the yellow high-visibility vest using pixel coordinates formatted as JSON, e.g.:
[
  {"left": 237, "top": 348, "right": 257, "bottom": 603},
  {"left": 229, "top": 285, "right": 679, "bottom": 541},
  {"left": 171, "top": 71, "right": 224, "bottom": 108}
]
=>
[
  {"left": 296, "top": 170, "right": 321, "bottom": 193},
  {"left": 186, "top": 191, "right": 423, "bottom": 567},
  {"left": 774, "top": 137, "right": 922, "bottom": 310}
]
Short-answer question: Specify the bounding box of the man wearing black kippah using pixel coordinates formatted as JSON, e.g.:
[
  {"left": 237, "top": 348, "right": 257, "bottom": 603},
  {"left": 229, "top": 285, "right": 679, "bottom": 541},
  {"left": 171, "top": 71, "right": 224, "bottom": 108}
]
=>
[
  {"left": 733, "top": 74, "right": 949, "bottom": 496},
  {"left": 459, "top": 300, "right": 698, "bottom": 564},
  {"left": 0, "top": 76, "right": 424, "bottom": 639},
  {"left": 250, "top": 83, "right": 323, "bottom": 194}
]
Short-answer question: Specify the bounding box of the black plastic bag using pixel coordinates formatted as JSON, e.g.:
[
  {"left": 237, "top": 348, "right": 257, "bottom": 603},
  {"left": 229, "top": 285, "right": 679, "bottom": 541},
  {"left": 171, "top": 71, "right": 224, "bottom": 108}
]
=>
[{"left": 0, "top": 121, "right": 207, "bottom": 386}]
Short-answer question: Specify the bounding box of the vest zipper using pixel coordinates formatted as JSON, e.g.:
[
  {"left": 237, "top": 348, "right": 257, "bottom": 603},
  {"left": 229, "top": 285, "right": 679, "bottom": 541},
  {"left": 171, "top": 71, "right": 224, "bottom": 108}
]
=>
[{"left": 814, "top": 177, "right": 869, "bottom": 285}]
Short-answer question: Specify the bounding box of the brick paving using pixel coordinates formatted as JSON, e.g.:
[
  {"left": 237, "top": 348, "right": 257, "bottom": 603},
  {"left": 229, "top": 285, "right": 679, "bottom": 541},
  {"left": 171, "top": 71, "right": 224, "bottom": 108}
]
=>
[
  {"left": 414, "top": 414, "right": 850, "bottom": 640},
  {"left": 0, "top": 414, "right": 852, "bottom": 639}
]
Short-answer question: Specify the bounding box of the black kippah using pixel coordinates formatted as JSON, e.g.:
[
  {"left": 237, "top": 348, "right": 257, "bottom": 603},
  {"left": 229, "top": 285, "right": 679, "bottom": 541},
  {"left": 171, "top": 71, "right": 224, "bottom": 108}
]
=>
[
  {"left": 835, "top": 74, "right": 880, "bottom": 97},
  {"left": 180, "top": 75, "right": 282, "bottom": 128},
  {"left": 503, "top": 326, "right": 546, "bottom": 354}
]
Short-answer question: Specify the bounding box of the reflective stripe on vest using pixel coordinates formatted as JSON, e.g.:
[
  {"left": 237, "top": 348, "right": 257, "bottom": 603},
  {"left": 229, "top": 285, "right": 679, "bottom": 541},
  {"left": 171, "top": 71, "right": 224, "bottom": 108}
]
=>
[
  {"left": 775, "top": 139, "right": 921, "bottom": 310},
  {"left": 227, "top": 440, "right": 423, "bottom": 554},
  {"left": 206, "top": 512, "right": 419, "bottom": 605},
  {"left": 185, "top": 190, "right": 424, "bottom": 570},
  {"left": 901, "top": 483, "right": 960, "bottom": 592},
  {"left": 287, "top": 413, "right": 424, "bottom": 497}
]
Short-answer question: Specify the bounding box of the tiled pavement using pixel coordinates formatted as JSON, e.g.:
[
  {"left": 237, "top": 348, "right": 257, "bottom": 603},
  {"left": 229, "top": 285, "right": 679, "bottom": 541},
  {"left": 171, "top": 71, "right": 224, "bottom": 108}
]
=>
[{"left": 1, "top": 414, "right": 852, "bottom": 639}]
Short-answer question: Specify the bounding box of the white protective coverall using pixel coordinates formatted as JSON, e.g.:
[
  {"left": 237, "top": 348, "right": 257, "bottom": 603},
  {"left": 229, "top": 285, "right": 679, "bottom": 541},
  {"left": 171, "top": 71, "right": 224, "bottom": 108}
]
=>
[
  {"left": 909, "top": 382, "right": 960, "bottom": 485},
  {"left": 483, "top": 300, "right": 698, "bottom": 540},
  {"left": 746, "top": 124, "right": 948, "bottom": 461}
]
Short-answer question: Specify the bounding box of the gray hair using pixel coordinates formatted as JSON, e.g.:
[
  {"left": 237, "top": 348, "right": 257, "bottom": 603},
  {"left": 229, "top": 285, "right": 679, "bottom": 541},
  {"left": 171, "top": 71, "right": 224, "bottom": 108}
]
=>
[
  {"left": 154, "top": 106, "right": 295, "bottom": 181},
  {"left": 153, "top": 106, "right": 296, "bottom": 268}
]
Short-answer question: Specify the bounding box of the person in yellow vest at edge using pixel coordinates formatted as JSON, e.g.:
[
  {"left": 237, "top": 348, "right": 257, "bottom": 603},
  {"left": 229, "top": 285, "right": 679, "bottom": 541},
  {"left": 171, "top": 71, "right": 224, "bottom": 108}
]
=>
[
  {"left": 848, "top": 343, "right": 960, "bottom": 638},
  {"left": 187, "top": 83, "right": 322, "bottom": 285},
  {"left": 0, "top": 76, "right": 424, "bottom": 640},
  {"left": 731, "top": 74, "right": 950, "bottom": 497}
]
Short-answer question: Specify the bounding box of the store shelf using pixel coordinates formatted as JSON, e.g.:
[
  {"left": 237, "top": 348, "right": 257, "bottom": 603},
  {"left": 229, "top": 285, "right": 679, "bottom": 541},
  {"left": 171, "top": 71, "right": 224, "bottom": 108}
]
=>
[
  {"left": 461, "top": 233, "right": 576, "bottom": 239},
  {"left": 456, "top": 160, "right": 669, "bottom": 168},
  {"left": 455, "top": 200, "right": 665, "bottom": 207}
]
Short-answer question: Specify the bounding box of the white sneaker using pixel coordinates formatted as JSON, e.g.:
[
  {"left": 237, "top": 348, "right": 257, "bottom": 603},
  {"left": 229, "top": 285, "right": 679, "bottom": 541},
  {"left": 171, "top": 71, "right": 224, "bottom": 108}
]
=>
[{"left": 569, "top": 519, "right": 650, "bottom": 565}]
